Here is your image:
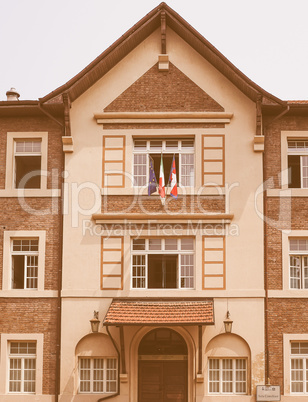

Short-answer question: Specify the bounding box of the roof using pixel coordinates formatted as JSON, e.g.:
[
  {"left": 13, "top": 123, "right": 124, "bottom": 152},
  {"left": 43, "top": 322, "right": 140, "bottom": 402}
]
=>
[
  {"left": 103, "top": 298, "right": 214, "bottom": 326},
  {"left": 39, "top": 2, "right": 286, "bottom": 107}
]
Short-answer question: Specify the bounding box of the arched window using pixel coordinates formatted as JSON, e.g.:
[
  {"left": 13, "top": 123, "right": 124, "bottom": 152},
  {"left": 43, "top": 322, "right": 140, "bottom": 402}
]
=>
[
  {"left": 205, "top": 333, "right": 251, "bottom": 395},
  {"left": 75, "top": 333, "right": 118, "bottom": 395}
]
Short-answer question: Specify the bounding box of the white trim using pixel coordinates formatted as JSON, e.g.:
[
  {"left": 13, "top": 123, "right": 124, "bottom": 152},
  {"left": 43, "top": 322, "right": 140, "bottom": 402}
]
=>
[
  {"left": 0, "top": 333, "right": 44, "bottom": 395},
  {"left": 5, "top": 132, "right": 48, "bottom": 191},
  {"left": 281, "top": 130, "right": 308, "bottom": 190},
  {"left": 3, "top": 231, "right": 46, "bottom": 292},
  {"left": 282, "top": 230, "right": 308, "bottom": 292},
  {"left": 283, "top": 334, "right": 308, "bottom": 395}
]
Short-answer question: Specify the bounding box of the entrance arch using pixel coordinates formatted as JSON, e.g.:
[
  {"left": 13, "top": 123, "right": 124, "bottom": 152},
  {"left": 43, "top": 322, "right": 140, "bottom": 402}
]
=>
[{"left": 138, "top": 328, "right": 188, "bottom": 402}]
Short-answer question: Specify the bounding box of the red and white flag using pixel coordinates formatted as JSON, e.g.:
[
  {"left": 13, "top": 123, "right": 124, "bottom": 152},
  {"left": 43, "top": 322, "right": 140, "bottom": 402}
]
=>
[
  {"left": 169, "top": 154, "right": 178, "bottom": 199},
  {"left": 158, "top": 154, "right": 165, "bottom": 204}
]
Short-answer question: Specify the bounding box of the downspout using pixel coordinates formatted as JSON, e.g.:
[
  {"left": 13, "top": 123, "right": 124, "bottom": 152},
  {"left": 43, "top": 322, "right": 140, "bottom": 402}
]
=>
[
  {"left": 264, "top": 105, "right": 290, "bottom": 128},
  {"left": 97, "top": 326, "right": 121, "bottom": 401}
]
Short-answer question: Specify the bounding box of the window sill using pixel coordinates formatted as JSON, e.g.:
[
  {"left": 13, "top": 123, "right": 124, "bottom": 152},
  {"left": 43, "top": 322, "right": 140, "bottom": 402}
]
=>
[
  {"left": 0, "top": 189, "right": 61, "bottom": 197},
  {"left": 268, "top": 290, "right": 308, "bottom": 298},
  {"left": 267, "top": 188, "right": 308, "bottom": 197},
  {"left": 0, "top": 290, "right": 58, "bottom": 298}
]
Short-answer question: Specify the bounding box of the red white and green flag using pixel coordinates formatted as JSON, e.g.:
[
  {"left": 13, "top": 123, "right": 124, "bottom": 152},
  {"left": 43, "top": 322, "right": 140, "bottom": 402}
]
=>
[
  {"left": 158, "top": 153, "right": 165, "bottom": 204},
  {"left": 169, "top": 154, "right": 178, "bottom": 199}
]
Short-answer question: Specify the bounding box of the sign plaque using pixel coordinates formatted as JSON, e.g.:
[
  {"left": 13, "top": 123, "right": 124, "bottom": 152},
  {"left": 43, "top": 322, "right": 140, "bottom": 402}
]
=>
[{"left": 256, "top": 385, "right": 281, "bottom": 401}]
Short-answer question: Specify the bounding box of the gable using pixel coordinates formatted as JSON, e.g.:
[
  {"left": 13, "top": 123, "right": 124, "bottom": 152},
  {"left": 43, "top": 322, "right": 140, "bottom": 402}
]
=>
[{"left": 104, "top": 62, "right": 224, "bottom": 113}]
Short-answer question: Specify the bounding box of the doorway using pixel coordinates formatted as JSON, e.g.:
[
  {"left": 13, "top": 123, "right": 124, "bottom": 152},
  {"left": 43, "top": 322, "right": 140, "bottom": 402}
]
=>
[{"left": 138, "top": 328, "right": 188, "bottom": 402}]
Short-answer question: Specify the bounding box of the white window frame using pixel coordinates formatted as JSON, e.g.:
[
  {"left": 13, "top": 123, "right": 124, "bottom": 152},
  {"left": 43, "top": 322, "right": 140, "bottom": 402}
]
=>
[
  {"left": 2, "top": 231, "right": 46, "bottom": 293},
  {"left": 287, "top": 140, "right": 308, "bottom": 188},
  {"left": 131, "top": 238, "right": 194, "bottom": 290},
  {"left": 8, "top": 341, "right": 37, "bottom": 394},
  {"left": 5, "top": 132, "right": 48, "bottom": 192},
  {"left": 208, "top": 357, "right": 247, "bottom": 395},
  {"left": 78, "top": 357, "right": 118, "bottom": 394},
  {"left": 0, "top": 334, "right": 43, "bottom": 395},
  {"left": 289, "top": 238, "right": 308, "bottom": 289},
  {"left": 11, "top": 238, "right": 39, "bottom": 290},
  {"left": 284, "top": 335, "right": 308, "bottom": 396},
  {"left": 132, "top": 139, "right": 195, "bottom": 188}
]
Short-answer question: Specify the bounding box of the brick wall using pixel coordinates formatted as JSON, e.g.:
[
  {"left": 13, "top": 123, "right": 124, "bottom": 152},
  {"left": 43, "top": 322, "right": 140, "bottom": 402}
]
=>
[
  {"left": 102, "top": 195, "right": 225, "bottom": 214},
  {"left": 104, "top": 62, "right": 224, "bottom": 112},
  {"left": 0, "top": 298, "right": 58, "bottom": 395}
]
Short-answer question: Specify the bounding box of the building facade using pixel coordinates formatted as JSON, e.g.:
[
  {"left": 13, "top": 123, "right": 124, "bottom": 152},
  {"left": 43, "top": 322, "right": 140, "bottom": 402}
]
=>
[{"left": 0, "top": 3, "right": 307, "bottom": 402}]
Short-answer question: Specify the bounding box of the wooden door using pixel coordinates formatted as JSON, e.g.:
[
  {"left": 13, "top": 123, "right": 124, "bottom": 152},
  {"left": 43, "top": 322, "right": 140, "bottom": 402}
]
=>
[{"left": 138, "top": 360, "right": 187, "bottom": 402}]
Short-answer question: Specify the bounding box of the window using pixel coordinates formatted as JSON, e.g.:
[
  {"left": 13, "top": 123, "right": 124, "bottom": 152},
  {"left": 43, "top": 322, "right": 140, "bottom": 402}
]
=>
[
  {"left": 14, "top": 140, "right": 42, "bottom": 189},
  {"left": 3, "top": 231, "right": 46, "bottom": 292},
  {"left": 11, "top": 238, "right": 39, "bottom": 289},
  {"left": 9, "top": 341, "right": 36, "bottom": 393},
  {"left": 133, "top": 139, "right": 194, "bottom": 187},
  {"left": 208, "top": 358, "right": 247, "bottom": 394},
  {"left": 289, "top": 238, "right": 308, "bottom": 289},
  {"left": 5, "top": 132, "right": 48, "bottom": 192},
  {"left": 131, "top": 238, "right": 194, "bottom": 289},
  {"left": 291, "top": 342, "right": 308, "bottom": 393},
  {"left": 79, "top": 358, "right": 117, "bottom": 394},
  {"left": 288, "top": 140, "right": 308, "bottom": 188}
]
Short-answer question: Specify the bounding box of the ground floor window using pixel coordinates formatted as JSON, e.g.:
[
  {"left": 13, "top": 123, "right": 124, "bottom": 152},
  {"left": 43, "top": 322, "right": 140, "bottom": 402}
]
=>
[
  {"left": 208, "top": 358, "right": 247, "bottom": 394},
  {"left": 79, "top": 357, "right": 117, "bottom": 393},
  {"left": 291, "top": 342, "right": 308, "bottom": 393},
  {"left": 9, "top": 341, "right": 36, "bottom": 393}
]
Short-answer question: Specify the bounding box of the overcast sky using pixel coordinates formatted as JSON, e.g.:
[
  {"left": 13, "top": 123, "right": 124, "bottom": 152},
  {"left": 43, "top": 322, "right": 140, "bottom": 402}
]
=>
[{"left": 1, "top": 0, "right": 307, "bottom": 101}]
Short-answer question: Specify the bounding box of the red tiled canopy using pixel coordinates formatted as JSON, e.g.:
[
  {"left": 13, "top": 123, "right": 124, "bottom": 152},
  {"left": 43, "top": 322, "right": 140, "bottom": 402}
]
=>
[{"left": 103, "top": 299, "right": 214, "bottom": 326}]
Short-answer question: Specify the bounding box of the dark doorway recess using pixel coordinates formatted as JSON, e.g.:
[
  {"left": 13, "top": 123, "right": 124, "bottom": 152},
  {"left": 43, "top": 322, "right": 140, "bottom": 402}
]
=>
[{"left": 138, "top": 329, "right": 188, "bottom": 402}]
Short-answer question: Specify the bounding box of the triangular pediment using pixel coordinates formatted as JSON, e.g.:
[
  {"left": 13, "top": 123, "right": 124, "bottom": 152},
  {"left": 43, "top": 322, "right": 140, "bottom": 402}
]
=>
[{"left": 104, "top": 63, "right": 224, "bottom": 112}]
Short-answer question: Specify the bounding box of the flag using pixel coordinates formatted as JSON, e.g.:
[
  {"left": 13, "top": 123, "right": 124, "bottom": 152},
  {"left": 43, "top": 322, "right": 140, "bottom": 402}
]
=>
[
  {"left": 169, "top": 154, "right": 178, "bottom": 199},
  {"left": 158, "top": 153, "right": 165, "bottom": 204},
  {"left": 148, "top": 156, "right": 157, "bottom": 195}
]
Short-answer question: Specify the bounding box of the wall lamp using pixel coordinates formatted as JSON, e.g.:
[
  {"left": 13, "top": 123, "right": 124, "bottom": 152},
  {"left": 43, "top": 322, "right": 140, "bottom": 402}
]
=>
[
  {"left": 90, "top": 311, "right": 100, "bottom": 333},
  {"left": 223, "top": 311, "right": 233, "bottom": 333}
]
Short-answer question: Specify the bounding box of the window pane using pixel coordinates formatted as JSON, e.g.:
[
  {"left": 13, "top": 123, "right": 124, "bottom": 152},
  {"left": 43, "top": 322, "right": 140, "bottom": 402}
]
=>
[
  {"left": 166, "top": 140, "right": 178, "bottom": 150},
  {"left": 150, "top": 140, "right": 162, "bottom": 150},
  {"left": 181, "top": 154, "right": 194, "bottom": 186},
  {"left": 133, "top": 154, "right": 147, "bottom": 186},
  {"left": 134, "top": 140, "right": 147, "bottom": 150},
  {"left": 9, "top": 358, "right": 21, "bottom": 392},
  {"left": 222, "top": 359, "right": 233, "bottom": 393},
  {"left": 180, "top": 254, "right": 194, "bottom": 289},
  {"left": 290, "top": 256, "right": 301, "bottom": 289},
  {"left": 165, "top": 238, "right": 177, "bottom": 250},
  {"left": 93, "top": 359, "right": 104, "bottom": 393},
  {"left": 181, "top": 238, "right": 194, "bottom": 250},
  {"left": 235, "top": 359, "right": 246, "bottom": 393},
  {"left": 209, "top": 359, "right": 220, "bottom": 393},
  {"left": 149, "top": 239, "right": 161, "bottom": 250},
  {"left": 291, "top": 359, "right": 304, "bottom": 392},
  {"left": 106, "top": 359, "right": 117, "bottom": 393},
  {"left": 132, "top": 255, "right": 146, "bottom": 289},
  {"left": 132, "top": 239, "right": 145, "bottom": 250},
  {"left": 15, "top": 140, "right": 41, "bottom": 154},
  {"left": 182, "top": 139, "right": 194, "bottom": 148}
]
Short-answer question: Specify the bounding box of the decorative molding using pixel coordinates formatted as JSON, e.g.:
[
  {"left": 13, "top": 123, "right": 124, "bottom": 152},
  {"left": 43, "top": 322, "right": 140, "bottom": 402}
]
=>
[
  {"left": 95, "top": 111, "right": 233, "bottom": 124},
  {"left": 93, "top": 213, "right": 233, "bottom": 224},
  {"left": 158, "top": 54, "right": 169, "bottom": 71},
  {"left": 62, "top": 136, "right": 73, "bottom": 153},
  {"left": 254, "top": 135, "right": 264, "bottom": 152}
]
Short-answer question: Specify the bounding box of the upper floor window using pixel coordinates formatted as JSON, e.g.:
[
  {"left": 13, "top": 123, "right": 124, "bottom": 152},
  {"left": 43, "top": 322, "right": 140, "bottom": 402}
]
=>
[
  {"left": 133, "top": 139, "right": 194, "bottom": 187},
  {"left": 131, "top": 238, "right": 194, "bottom": 289},
  {"left": 11, "top": 238, "right": 39, "bottom": 290},
  {"left": 290, "top": 341, "right": 308, "bottom": 393},
  {"left": 9, "top": 341, "right": 36, "bottom": 393},
  {"left": 288, "top": 140, "right": 308, "bottom": 188},
  {"left": 208, "top": 358, "right": 247, "bottom": 394},
  {"left": 14, "top": 140, "right": 42, "bottom": 189},
  {"left": 289, "top": 238, "right": 308, "bottom": 289},
  {"left": 79, "top": 357, "right": 117, "bottom": 394}
]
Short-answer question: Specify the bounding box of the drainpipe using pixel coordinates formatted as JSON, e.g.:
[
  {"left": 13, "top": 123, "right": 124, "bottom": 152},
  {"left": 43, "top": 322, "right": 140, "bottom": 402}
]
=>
[
  {"left": 264, "top": 105, "right": 290, "bottom": 128},
  {"left": 96, "top": 326, "right": 121, "bottom": 402}
]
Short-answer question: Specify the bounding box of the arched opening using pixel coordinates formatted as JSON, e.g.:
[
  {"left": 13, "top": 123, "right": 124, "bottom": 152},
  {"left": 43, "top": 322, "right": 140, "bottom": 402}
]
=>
[{"left": 138, "top": 328, "right": 188, "bottom": 402}]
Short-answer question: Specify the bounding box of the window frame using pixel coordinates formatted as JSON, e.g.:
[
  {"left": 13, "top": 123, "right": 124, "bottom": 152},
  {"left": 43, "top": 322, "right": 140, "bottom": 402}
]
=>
[
  {"left": 0, "top": 333, "right": 43, "bottom": 395},
  {"left": 131, "top": 238, "right": 194, "bottom": 290},
  {"left": 78, "top": 357, "right": 118, "bottom": 394},
  {"left": 289, "top": 238, "right": 308, "bottom": 289},
  {"left": 208, "top": 357, "right": 247, "bottom": 395},
  {"left": 2, "top": 231, "right": 46, "bottom": 293},
  {"left": 287, "top": 140, "right": 308, "bottom": 189},
  {"left": 132, "top": 138, "right": 195, "bottom": 188},
  {"left": 290, "top": 341, "right": 308, "bottom": 394},
  {"left": 8, "top": 341, "right": 37, "bottom": 394},
  {"left": 5, "top": 132, "right": 48, "bottom": 191}
]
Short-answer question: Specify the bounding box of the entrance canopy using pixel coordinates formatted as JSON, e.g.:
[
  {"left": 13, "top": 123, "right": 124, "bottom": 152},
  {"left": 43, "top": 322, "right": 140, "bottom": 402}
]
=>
[{"left": 103, "top": 298, "right": 214, "bottom": 326}]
